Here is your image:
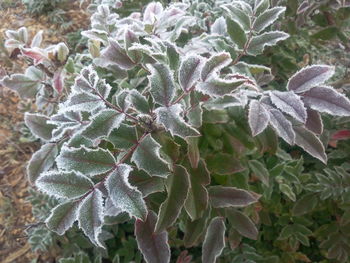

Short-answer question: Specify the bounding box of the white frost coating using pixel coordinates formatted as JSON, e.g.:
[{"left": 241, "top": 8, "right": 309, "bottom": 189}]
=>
[
  {"left": 155, "top": 104, "right": 200, "bottom": 138},
  {"left": 211, "top": 17, "right": 227, "bottom": 35},
  {"left": 104, "top": 197, "right": 123, "bottom": 216},
  {"left": 197, "top": 77, "right": 245, "bottom": 97},
  {"left": 105, "top": 164, "right": 147, "bottom": 220},
  {"left": 302, "top": 86, "right": 350, "bottom": 116},
  {"left": 36, "top": 170, "right": 94, "bottom": 199},
  {"left": 269, "top": 90, "right": 307, "bottom": 123},
  {"left": 287, "top": 65, "right": 335, "bottom": 93},
  {"left": 201, "top": 52, "right": 232, "bottom": 81},
  {"left": 253, "top": 6, "right": 286, "bottom": 33},
  {"left": 202, "top": 217, "right": 226, "bottom": 263},
  {"left": 143, "top": 2, "right": 164, "bottom": 24},
  {"left": 178, "top": 54, "right": 204, "bottom": 91},
  {"left": 248, "top": 100, "right": 270, "bottom": 136},
  {"left": 58, "top": 91, "right": 105, "bottom": 113},
  {"left": 24, "top": 112, "right": 55, "bottom": 141},
  {"left": 268, "top": 109, "right": 295, "bottom": 145},
  {"left": 247, "top": 31, "right": 289, "bottom": 56},
  {"left": 77, "top": 189, "right": 105, "bottom": 248}
]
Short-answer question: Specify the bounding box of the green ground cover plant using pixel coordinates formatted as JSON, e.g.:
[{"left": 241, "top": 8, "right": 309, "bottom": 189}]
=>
[{"left": 2, "top": 0, "right": 350, "bottom": 262}]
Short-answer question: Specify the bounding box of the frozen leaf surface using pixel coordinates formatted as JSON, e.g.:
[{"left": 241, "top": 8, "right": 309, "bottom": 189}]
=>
[
  {"left": 268, "top": 109, "right": 295, "bottom": 145},
  {"left": 197, "top": 78, "right": 245, "bottom": 97},
  {"left": 226, "top": 17, "right": 247, "bottom": 49},
  {"left": 305, "top": 108, "right": 323, "bottom": 135},
  {"left": 201, "top": 52, "right": 232, "bottom": 81},
  {"left": 202, "top": 217, "right": 226, "bottom": 263},
  {"left": 209, "top": 186, "right": 259, "bottom": 208},
  {"left": 46, "top": 201, "right": 79, "bottom": 235},
  {"left": 248, "top": 100, "right": 269, "bottom": 136},
  {"left": 247, "top": 31, "right": 289, "bottom": 55},
  {"left": 253, "top": 6, "right": 286, "bottom": 33},
  {"left": 25, "top": 113, "right": 56, "bottom": 141},
  {"left": 179, "top": 55, "right": 203, "bottom": 91}
]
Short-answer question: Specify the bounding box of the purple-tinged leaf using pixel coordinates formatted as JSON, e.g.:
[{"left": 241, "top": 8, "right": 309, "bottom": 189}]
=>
[
  {"left": 269, "top": 91, "right": 306, "bottom": 123},
  {"left": 36, "top": 171, "right": 93, "bottom": 199},
  {"left": 206, "top": 153, "right": 245, "bottom": 175},
  {"left": 197, "top": 78, "right": 245, "bottom": 97},
  {"left": 179, "top": 55, "right": 203, "bottom": 92},
  {"left": 124, "top": 29, "right": 141, "bottom": 63},
  {"left": 155, "top": 165, "right": 190, "bottom": 233},
  {"left": 248, "top": 100, "right": 269, "bottom": 136},
  {"left": 143, "top": 2, "right": 163, "bottom": 24},
  {"left": 106, "top": 164, "right": 147, "bottom": 220},
  {"left": 209, "top": 186, "right": 259, "bottom": 208},
  {"left": 201, "top": 52, "right": 232, "bottom": 81},
  {"left": 226, "top": 208, "right": 258, "bottom": 240},
  {"left": 155, "top": 104, "right": 200, "bottom": 138},
  {"left": 56, "top": 145, "right": 116, "bottom": 176},
  {"left": 211, "top": 17, "right": 227, "bottom": 35},
  {"left": 268, "top": 109, "right": 295, "bottom": 145},
  {"left": 293, "top": 126, "right": 327, "bottom": 164},
  {"left": 81, "top": 109, "right": 124, "bottom": 141},
  {"left": 253, "top": 6, "right": 286, "bottom": 33},
  {"left": 187, "top": 137, "right": 200, "bottom": 169},
  {"left": 53, "top": 70, "right": 64, "bottom": 93},
  {"left": 183, "top": 215, "right": 208, "bottom": 247},
  {"left": 184, "top": 159, "right": 210, "bottom": 220},
  {"left": 46, "top": 200, "right": 79, "bottom": 235},
  {"left": 78, "top": 189, "right": 104, "bottom": 247},
  {"left": 25, "top": 113, "right": 56, "bottom": 141},
  {"left": 148, "top": 63, "right": 176, "bottom": 107},
  {"left": 99, "top": 39, "right": 135, "bottom": 70},
  {"left": 27, "top": 143, "right": 58, "bottom": 184},
  {"left": 247, "top": 31, "right": 289, "bottom": 56},
  {"left": 287, "top": 65, "right": 334, "bottom": 93},
  {"left": 129, "top": 169, "right": 164, "bottom": 197},
  {"left": 202, "top": 217, "right": 226, "bottom": 263},
  {"left": 135, "top": 211, "right": 170, "bottom": 263},
  {"left": 302, "top": 86, "right": 350, "bottom": 116},
  {"left": 131, "top": 134, "right": 170, "bottom": 178},
  {"left": 305, "top": 108, "right": 323, "bottom": 135}
]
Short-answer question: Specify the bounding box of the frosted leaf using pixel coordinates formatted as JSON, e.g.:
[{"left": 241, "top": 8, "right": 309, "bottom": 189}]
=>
[
  {"left": 67, "top": 133, "right": 94, "bottom": 148},
  {"left": 81, "top": 29, "right": 108, "bottom": 44},
  {"left": 81, "top": 109, "right": 124, "bottom": 141},
  {"left": 148, "top": 63, "right": 176, "bottom": 107},
  {"left": 204, "top": 95, "right": 242, "bottom": 110},
  {"left": 226, "top": 208, "right": 258, "bottom": 240},
  {"left": 129, "top": 169, "right": 164, "bottom": 197},
  {"left": 254, "top": 0, "right": 270, "bottom": 16},
  {"left": 56, "top": 145, "right": 116, "bottom": 176},
  {"left": 135, "top": 211, "right": 170, "bottom": 263},
  {"left": 31, "top": 30, "right": 43, "bottom": 48},
  {"left": 197, "top": 77, "right": 245, "bottom": 97},
  {"left": 268, "top": 109, "right": 295, "bottom": 145},
  {"left": 143, "top": 2, "right": 163, "bottom": 24},
  {"left": 131, "top": 134, "right": 170, "bottom": 178},
  {"left": 247, "top": 31, "right": 289, "bottom": 56},
  {"left": 107, "top": 124, "right": 137, "bottom": 149},
  {"left": 226, "top": 17, "right": 247, "bottom": 49},
  {"left": 155, "top": 165, "right": 190, "bottom": 233},
  {"left": 211, "top": 17, "right": 227, "bottom": 35},
  {"left": 305, "top": 108, "right": 323, "bottom": 135},
  {"left": 78, "top": 189, "right": 104, "bottom": 247},
  {"left": 27, "top": 143, "right": 58, "bottom": 184},
  {"left": 99, "top": 39, "right": 135, "bottom": 70},
  {"left": 201, "top": 52, "right": 232, "bottom": 81},
  {"left": 269, "top": 91, "right": 307, "bottom": 123},
  {"left": 164, "top": 41, "right": 180, "bottom": 71},
  {"left": 128, "top": 90, "right": 150, "bottom": 114},
  {"left": 36, "top": 171, "right": 94, "bottom": 199},
  {"left": 208, "top": 186, "right": 259, "bottom": 208},
  {"left": 24, "top": 113, "right": 56, "bottom": 141},
  {"left": 222, "top": 4, "right": 251, "bottom": 30},
  {"left": 184, "top": 159, "right": 210, "bottom": 220},
  {"left": 59, "top": 92, "right": 104, "bottom": 113},
  {"left": 293, "top": 126, "right": 327, "bottom": 164},
  {"left": 155, "top": 104, "right": 200, "bottom": 138},
  {"left": 124, "top": 29, "right": 141, "bottom": 63},
  {"left": 253, "top": 7, "right": 286, "bottom": 33},
  {"left": 105, "top": 164, "right": 147, "bottom": 220},
  {"left": 302, "top": 86, "right": 350, "bottom": 116},
  {"left": 248, "top": 100, "right": 269, "bottom": 136},
  {"left": 287, "top": 65, "right": 334, "bottom": 93},
  {"left": 187, "top": 103, "right": 202, "bottom": 128},
  {"left": 179, "top": 55, "right": 203, "bottom": 91},
  {"left": 104, "top": 197, "right": 122, "bottom": 217},
  {"left": 202, "top": 217, "right": 226, "bottom": 263},
  {"left": 46, "top": 201, "right": 79, "bottom": 235}
]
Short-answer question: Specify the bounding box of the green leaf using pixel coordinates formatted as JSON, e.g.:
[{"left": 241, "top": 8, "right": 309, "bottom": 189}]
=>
[
  {"left": 247, "top": 31, "right": 289, "bottom": 56},
  {"left": 227, "top": 17, "right": 247, "bottom": 49},
  {"left": 248, "top": 160, "right": 270, "bottom": 186},
  {"left": 209, "top": 186, "right": 259, "bottom": 208},
  {"left": 226, "top": 208, "right": 258, "bottom": 240},
  {"left": 129, "top": 169, "right": 164, "bottom": 197},
  {"left": 36, "top": 171, "right": 94, "bottom": 199},
  {"left": 279, "top": 183, "right": 296, "bottom": 201},
  {"left": 155, "top": 104, "right": 200, "bottom": 138},
  {"left": 206, "top": 153, "right": 244, "bottom": 175},
  {"left": 27, "top": 143, "right": 58, "bottom": 184},
  {"left": 253, "top": 7, "right": 286, "bottom": 33},
  {"left": 201, "top": 52, "right": 232, "bottom": 81},
  {"left": 78, "top": 189, "right": 104, "bottom": 247},
  {"left": 148, "top": 63, "right": 176, "bottom": 107},
  {"left": 202, "top": 217, "right": 226, "bottom": 263},
  {"left": 292, "top": 193, "right": 318, "bottom": 216},
  {"left": 223, "top": 4, "right": 251, "bottom": 30},
  {"left": 129, "top": 90, "right": 150, "bottom": 114},
  {"left": 46, "top": 201, "right": 80, "bottom": 235},
  {"left": 25, "top": 113, "right": 56, "bottom": 141},
  {"left": 179, "top": 55, "right": 203, "bottom": 91},
  {"left": 56, "top": 145, "right": 116, "bottom": 176},
  {"left": 135, "top": 211, "right": 170, "bottom": 263},
  {"left": 197, "top": 77, "right": 245, "bottom": 97},
  {"left": 107, "top": 124, "right": 137, "bottom": 149},
  {"left": 81, "top": 109, "right": 124, "bottom": 141},
  {"left": 106, "top": 164, "right": 147, "bottom": 220},
  {"left": 184, "top": 159, "right": 210, "bottom": 220},
  {"left": 131, "top": 134, "right": 170, "bottom": 178},
  {"left": 183, "top": 215, "right": 208, "bottom": 247},
  {"left": 155, "top": 165, "right": 190, "bottom": 233}
]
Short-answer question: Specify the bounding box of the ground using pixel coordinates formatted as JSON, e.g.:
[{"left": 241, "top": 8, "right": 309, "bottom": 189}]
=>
[{"left": 0, "top": 2, "right": 89, "bottom": 262}]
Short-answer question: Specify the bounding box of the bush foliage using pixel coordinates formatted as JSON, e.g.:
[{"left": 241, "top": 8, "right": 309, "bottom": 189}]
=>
[{"left": 2, "top": 0, "right": 350, "bottom": 262}]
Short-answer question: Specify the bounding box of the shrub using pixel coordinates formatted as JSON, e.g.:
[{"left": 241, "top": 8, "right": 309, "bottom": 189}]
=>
[{"left": 2, "top": 0, "right": 350, "bottom": 262}]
